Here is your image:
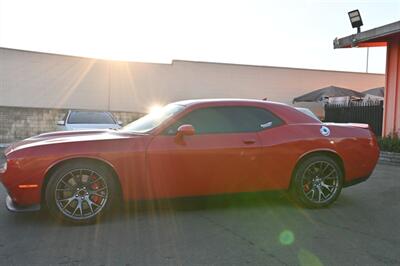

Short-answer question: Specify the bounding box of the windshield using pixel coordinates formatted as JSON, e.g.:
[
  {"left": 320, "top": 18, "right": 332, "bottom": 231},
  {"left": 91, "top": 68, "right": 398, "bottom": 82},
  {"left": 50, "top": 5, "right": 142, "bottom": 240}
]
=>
[{"left": 121, "top": 104, "right": 185, "bottom": 133}]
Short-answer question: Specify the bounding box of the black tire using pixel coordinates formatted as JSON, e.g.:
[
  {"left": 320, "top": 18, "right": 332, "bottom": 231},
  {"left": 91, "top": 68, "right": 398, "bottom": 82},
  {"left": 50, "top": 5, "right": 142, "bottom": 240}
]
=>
[
  {"left": 45, "top": 160, "right": 117, "bottom": 224},
  {"left": 291, "top": 155, "right": 343, "bottom": 208}
]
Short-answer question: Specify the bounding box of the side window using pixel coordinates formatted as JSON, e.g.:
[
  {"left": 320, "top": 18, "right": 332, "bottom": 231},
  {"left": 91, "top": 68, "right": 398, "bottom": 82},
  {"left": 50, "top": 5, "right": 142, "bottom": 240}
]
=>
[
  {"left": 164, "top": 106, "right": 283, "bottom": 135},
  {"left": 233, "top": 107, "right": 283, "bottom": 132}
]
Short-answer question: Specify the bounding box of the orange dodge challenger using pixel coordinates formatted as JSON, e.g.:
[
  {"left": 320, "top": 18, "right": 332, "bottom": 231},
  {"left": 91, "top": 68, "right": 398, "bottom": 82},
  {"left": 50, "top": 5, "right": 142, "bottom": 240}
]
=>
[{"left": 0, "top": 99, "right": 379, "bottom": 224}]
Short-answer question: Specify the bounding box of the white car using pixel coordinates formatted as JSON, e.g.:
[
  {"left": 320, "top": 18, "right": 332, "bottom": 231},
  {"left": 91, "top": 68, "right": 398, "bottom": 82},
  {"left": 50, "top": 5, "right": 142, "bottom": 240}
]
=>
[{"left": 57, "top": 110, "right": 122, "bottom": 131}]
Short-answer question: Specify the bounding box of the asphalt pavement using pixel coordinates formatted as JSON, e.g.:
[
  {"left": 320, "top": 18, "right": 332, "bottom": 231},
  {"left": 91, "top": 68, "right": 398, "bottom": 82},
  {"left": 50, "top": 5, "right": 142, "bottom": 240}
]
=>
[{"left": 0, "top": 163, "right": 399, "bottom": 265}]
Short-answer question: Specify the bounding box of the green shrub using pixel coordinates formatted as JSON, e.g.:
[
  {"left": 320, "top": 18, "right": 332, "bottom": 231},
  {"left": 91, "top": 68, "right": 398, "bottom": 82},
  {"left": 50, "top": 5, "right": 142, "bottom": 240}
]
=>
[{"left": 378, "top": 133, "right": 400, "bottom": 153}]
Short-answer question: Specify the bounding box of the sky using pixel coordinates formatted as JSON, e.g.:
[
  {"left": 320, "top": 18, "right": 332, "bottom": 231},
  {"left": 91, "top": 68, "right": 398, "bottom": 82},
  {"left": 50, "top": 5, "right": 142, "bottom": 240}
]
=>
[{"left": 0, "top": 0, "right": 399, "bottom": 74}]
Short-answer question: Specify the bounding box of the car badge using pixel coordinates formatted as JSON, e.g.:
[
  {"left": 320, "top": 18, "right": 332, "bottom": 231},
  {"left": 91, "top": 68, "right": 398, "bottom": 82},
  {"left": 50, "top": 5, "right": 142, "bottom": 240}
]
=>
[
  {"left": 320, "top": 126, "right": 330, "bottom": 136},
  {"left": 260, "top": 122, "right": 273, "bottom": 128}
]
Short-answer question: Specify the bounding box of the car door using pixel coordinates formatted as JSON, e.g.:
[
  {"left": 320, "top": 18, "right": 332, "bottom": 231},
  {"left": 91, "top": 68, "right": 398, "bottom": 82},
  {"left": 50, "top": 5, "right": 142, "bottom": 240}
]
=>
[
  {"left": 145, "top": 105, "right": 275, "bottom": 199},
  {"left": 253, "top": 109, "right": 289, "bottom": 190}
]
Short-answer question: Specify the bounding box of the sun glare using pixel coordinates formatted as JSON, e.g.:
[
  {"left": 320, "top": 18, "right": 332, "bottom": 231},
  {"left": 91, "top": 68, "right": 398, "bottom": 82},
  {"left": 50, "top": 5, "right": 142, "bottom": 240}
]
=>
[{"left": 148, "top": 104, "right": 164, "bottom": 118}]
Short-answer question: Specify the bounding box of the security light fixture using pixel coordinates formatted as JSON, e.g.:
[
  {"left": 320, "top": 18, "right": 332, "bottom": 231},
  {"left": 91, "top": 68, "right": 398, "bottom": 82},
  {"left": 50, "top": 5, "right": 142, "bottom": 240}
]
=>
[{"left": 348, "top": 9, "right": 363, "bottom": 33}]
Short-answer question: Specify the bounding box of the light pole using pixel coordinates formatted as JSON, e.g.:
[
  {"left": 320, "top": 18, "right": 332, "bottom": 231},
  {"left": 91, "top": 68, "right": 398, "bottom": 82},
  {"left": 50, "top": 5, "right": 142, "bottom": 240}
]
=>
[
  {"left": 348, "top": 10, "right": 363, "bottom": 33},
  {"left": 348, "top": 10, "right": 368, "bottom": 72},
  {"left": 107, "top": 61, "right": 111, "bottom": 111}
]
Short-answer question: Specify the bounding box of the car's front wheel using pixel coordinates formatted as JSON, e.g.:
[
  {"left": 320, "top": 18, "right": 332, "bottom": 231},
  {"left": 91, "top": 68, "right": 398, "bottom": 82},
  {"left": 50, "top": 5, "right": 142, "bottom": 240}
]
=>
[
  {"left": 45, "top": 161, "right": 117, "bottom": 224},
  {"left": 291, "top": 155, "right": 343, "bottom": 208}
]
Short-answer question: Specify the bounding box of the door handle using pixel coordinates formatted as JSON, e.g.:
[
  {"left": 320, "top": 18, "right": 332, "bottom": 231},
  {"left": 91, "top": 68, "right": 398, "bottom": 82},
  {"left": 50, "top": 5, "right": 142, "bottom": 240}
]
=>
[{"left": 243, "top": 139, "right": 256, "bottom": 144}]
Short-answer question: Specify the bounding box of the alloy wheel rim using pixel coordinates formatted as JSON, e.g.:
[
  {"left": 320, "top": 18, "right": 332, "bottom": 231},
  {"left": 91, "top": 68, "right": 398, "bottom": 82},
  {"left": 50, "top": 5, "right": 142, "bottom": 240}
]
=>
[
  {"left": 301, "top": 161, "right": 339, "bottom": 203},
  {"left": 54, "top": 169, "right": 108, "bottom": 220}
]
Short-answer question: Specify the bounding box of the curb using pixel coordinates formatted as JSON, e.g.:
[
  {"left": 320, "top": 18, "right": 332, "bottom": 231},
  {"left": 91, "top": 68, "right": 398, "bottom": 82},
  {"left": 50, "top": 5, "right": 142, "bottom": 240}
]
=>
[{"left": 379, "top": 151, "right": 400, "bottom": 166}]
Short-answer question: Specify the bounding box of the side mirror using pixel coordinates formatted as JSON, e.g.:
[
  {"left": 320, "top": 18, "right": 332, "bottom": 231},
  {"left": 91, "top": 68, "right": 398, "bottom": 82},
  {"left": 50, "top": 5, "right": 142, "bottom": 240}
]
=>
[
  {"left": 57, "top": 120, "right": 65, "bottom": 126},
  {"left": 117, "top": 121, "right": 123, "bottom": 126},
  {"left": 176, "top": 124, "right": 195, "bottom": 141}
]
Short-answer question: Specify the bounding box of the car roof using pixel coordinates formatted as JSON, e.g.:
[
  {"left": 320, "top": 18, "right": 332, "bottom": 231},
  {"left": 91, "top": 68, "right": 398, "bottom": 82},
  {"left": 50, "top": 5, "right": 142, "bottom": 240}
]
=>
[
  {"left": 69, "top": 110, "right": 111, "bottom": 113},
  {"left": 173, "top": 98, "right": 287, "bottom": 107}
]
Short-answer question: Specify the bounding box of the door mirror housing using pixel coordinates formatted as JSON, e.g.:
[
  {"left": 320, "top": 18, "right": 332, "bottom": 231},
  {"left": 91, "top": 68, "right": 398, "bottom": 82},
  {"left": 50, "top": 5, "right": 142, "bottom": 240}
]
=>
[
  {"left": 176, "top": 124, "right": 195, "bottom": 140},
  {"left": 117, "top": 121, "right": 123, "bottom": 126},
  {"left": 57, "top": 120, "right": 65, "bottom": 126}
]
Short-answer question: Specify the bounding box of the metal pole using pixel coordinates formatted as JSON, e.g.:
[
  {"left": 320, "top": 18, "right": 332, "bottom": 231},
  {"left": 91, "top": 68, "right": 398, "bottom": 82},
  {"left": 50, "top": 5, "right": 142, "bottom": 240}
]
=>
[
  {"left": 366, "top": 47, "right": 369, "bottom": 73},
  {"left": 107, "top": 62, "right": 111, "bottom": 111}
]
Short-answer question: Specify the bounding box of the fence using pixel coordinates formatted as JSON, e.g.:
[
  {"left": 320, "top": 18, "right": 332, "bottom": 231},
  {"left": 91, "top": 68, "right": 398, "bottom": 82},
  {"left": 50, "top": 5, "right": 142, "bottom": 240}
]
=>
[{"left": 324, "top": 101, "right": 383, "bottom": 136}]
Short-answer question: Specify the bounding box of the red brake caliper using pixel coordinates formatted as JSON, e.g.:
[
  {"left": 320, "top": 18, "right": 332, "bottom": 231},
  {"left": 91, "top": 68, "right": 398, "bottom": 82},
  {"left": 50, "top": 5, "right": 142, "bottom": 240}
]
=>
[{"left": 90, "top": 175, "right": 101, "bottom": 204}]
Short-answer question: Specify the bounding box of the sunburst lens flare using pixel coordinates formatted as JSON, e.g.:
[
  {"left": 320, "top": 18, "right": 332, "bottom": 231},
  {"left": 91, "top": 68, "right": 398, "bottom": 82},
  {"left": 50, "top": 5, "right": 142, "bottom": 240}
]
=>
[{"left": 148, "top": 104, "right": 164, "bottom": 118}]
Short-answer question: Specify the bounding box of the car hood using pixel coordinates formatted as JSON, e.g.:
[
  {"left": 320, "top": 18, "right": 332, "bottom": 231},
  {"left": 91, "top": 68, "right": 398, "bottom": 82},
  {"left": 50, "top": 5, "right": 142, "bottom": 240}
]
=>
[{"left": 5, "top": 129, "right": 145, "bottom": 155}]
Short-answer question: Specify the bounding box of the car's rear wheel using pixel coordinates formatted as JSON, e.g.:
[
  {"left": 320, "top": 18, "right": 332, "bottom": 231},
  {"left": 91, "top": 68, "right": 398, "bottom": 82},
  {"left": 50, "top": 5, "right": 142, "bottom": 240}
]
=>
[
  {"left": 45, "top": 161, "right": 117, "bottom": 224},
  {"left": 291, "top": 155, "right": 343, "bottom": 208}
]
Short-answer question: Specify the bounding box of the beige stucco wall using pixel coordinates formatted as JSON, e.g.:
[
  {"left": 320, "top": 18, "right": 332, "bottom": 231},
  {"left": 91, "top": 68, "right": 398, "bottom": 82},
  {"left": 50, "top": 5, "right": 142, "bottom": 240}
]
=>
[{"left": 0, "top": 48, "right": 385, "bottom": 114}]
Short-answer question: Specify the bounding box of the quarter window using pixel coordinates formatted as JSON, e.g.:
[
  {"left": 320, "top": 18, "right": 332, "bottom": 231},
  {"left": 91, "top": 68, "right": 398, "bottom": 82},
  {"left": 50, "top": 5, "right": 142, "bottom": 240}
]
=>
[{"left": 164, "top": 106, "right": 283, "bottom": 135}]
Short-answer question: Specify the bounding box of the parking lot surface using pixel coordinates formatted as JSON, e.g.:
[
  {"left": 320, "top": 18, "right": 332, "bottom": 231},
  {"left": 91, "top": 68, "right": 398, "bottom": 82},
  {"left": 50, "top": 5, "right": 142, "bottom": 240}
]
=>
[{"left": 0, "top": 163, "right": 399, "bottom": 265}]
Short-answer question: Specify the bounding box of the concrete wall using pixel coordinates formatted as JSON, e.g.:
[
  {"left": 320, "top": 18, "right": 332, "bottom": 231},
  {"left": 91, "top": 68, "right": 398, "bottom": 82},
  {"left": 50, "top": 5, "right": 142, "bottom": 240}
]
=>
[
  {"left": 0, "top": 106, "right": 142, "bottom": 143},
  {"left": 0, "top": 47, "right": 386, "bottom": 142},
  {"left": 0, "top": 48, "right": 385, "bottom": 115}
]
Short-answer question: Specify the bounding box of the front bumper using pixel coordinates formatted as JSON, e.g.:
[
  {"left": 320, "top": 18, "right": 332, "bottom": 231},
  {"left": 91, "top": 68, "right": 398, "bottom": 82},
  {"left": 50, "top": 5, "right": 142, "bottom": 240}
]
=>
[{"left": 5, "top": 195, "right": 40, "bottom": 212}]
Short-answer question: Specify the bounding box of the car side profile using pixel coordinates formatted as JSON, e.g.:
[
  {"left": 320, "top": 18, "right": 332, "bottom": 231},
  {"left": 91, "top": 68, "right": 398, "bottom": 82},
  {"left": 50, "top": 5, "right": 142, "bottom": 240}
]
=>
[
  {"left": 0, "top": 99, "right": 379, "bottom": 224},
  {"left": 56, "top": 110, "right": 122, "bottom": 131}
]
